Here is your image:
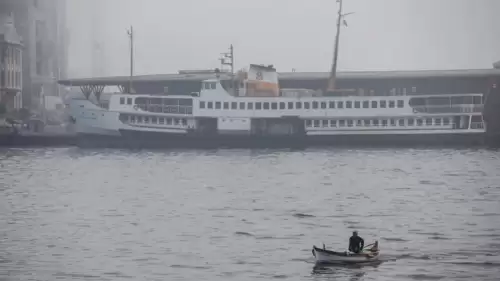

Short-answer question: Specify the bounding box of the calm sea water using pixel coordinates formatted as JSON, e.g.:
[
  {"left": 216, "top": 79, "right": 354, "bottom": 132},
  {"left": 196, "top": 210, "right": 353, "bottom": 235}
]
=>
[{"left": 1, "top": 147, "right": 500, "bottom": 281}]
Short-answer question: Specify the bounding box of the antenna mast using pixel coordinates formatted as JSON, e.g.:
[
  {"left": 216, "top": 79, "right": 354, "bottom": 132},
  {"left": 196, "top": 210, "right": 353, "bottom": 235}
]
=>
[
  {"left": 127, "top": 26, "right": 134, "bottom": 93},
  {"left": 220, "top": 44, "right": 234, "bottom": 75},
  {"left": 326, "top": 0, "right": 353, "bottom": 93}
]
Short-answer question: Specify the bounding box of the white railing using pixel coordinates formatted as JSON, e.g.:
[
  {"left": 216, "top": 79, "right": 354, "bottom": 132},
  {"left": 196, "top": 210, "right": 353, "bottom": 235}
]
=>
[
  {"left": 412, "top": 105, "right": 483, "bottom": 114},
  {"left": 470, "top": 122, "right": 484, "bottom": 129}
]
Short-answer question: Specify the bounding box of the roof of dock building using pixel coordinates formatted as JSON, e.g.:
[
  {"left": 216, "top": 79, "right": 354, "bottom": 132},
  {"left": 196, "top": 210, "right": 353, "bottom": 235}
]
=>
[{"left": 58, "top": 68, "right": 500, "bottom": 87}]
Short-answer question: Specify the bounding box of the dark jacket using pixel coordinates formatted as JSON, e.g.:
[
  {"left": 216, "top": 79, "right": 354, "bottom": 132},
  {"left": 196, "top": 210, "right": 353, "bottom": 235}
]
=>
[{"left": 348, "top": 235, "right": 364, "bottom": 253}]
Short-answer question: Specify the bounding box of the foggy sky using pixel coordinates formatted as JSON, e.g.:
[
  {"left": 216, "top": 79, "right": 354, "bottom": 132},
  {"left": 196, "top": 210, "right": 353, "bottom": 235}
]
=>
[{"left": 66, "top": 0, "right": 500, "bottom": 78}]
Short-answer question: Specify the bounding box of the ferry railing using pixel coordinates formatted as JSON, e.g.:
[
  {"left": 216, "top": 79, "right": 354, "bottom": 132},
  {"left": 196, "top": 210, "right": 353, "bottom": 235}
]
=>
[
  {"left": 470, "top": 122, "right": 485, "bottom": 129},
  {"left": 412, "top": 105, "right": 483, "bottom": 114}
]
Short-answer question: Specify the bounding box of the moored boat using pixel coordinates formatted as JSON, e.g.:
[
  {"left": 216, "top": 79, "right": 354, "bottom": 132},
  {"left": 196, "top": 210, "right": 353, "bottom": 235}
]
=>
[{"left": 312, "top": 242, "right": 380, "bottom": 264}]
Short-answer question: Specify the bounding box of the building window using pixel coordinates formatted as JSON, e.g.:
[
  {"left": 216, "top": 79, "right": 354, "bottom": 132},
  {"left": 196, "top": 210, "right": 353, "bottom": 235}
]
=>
[
  {"left": 435, "top": 118, "right": 442, "bottom": 126},
  {"left": 346, "top": 101, "right": 352, "bottom": 108},
  {"left": 354, "top": 101, "right": 361, "bottom": 109},
  {"left": 408, "top": 119, "right": 415, "bottom": 126},
  {"left": 389, "top": 100, "right": 395, "bottom": 108},
  {"left": 398, "top": 119, "right": 405, "bottom": 126},
  {"left": 312, "top": 101, "right": 319, "bottom": 109},
  {"left": 239, "top": 102, "right": 245, "bottom": 110},
  {"left": 321, "top": 102, "right": 327, "bottom": 109},
  {"left": 207, "top": 102, "right": 213, "bottom": 109},
  {"left": 127, "top": 98, "right": 132, "bottom": 105},
  {"left": 305, "top": 120, "right": 312, "bottom": 127},
  {"left": 371, "top": 101, "right": 378, "bottom": 108},
  {"left": 313, "top": 120, "right": 320, "bottom": 127},
  {"left": 271, "top": 102, "right": 278, "bottom": 110},
  {"left": 380, "top": 100, "right": 387, "bottom": 108},
  {"left": 200, "top": 101, "right": 206, "bottom": 109},
  {"left": 256, "top": 102, "right": 262, "bottom": 110},
  {"left": 288, "top": 102, "right": 294, "bottom": 109},
  {"left": 248, "top": 102, "right": 254, "bottom": 110},
  {"left": 329, "top": 101, "right": 335, "bottom": 108},
  {"left": 338, "top": 101, "right": 344, "bottom": 109},
  {"left": 304, "top": 102, "right": 310, "bottom": 109},
  {"left": 397, "top": 100, "right": 404, "bottom": 108},
  {"left": 215, "top": 102, "right": 221, "bottom": 109},
  {"left": 362, "top": 101, "right": 369, "bottom": 108},
  {"left": 426, "top": 118, "right": 432, "bottom": 126},
  {"left": 280, "top": 102, "right": 286, "bottom": 110},
  {"left": 296, "top": 102, "right": 302, "bottom": 109},
  {"left": 223, "top": 102, "right": 229, "bottom": 109},
  {"left": 120, "top": 97, "right": 125, "bottom": 104},
  {"left": 263, "top": 102, "right": 270, "bottom": 110}
]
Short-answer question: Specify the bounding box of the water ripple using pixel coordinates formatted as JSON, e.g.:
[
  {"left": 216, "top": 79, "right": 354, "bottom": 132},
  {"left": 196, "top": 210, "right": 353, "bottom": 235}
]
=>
[{"left": 1, "top": 147, "right": 500, "bottom": 280}]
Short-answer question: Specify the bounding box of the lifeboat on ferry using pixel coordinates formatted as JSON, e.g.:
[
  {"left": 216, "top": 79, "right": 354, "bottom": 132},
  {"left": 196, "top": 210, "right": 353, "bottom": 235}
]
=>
[{"left": 312, "top": 241, "right": 380, "bottom": 264}]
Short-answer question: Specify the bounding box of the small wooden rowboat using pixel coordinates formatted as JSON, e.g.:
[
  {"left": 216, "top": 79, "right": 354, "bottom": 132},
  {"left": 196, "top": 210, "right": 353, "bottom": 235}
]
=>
[{"left": 312, "top": 241, "right": 380, "bottom": 264}]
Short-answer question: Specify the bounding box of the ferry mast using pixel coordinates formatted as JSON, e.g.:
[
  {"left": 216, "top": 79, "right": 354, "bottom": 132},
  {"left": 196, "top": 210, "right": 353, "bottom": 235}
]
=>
[{"left": 326, "top": 0, "right": 354, "bottom": 94}]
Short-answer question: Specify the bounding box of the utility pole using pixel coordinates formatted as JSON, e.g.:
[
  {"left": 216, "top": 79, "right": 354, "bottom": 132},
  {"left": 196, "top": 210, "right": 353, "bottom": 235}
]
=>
[
  {"left": 90, "top": 0, "right": 104, "bottom": 78},
  {"left": 127, "top": 26, "right": 134, "bottom": 93},
  {"left": 326, "top": 0, "right": 353, "bottom": 93}
]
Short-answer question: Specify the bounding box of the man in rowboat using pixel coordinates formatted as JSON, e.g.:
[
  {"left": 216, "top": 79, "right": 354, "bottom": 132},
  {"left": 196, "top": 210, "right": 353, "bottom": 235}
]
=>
[{"left": 348, "top": 231, "right": 364, "bottom": 254}]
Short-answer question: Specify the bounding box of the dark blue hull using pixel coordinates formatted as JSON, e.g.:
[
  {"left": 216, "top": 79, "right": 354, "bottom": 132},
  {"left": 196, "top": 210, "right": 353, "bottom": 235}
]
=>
[{"left": 75, "top": 130, "right": 486, "bottom": 149}]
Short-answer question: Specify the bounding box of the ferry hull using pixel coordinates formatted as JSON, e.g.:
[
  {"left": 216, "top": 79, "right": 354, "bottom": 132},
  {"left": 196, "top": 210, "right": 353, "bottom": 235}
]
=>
[{"left": 76, "top": 130, "right": 485, "bottom": 149}]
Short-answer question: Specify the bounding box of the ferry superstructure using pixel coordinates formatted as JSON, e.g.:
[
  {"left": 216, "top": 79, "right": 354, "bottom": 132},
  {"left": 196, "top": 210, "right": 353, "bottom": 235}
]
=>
[{"left": 69, "top": 64, "right": 486, "bottom": 148}]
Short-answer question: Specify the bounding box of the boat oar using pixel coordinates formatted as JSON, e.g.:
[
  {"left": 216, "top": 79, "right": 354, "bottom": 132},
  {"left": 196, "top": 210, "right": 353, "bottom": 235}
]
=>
[{"left": 364, "top": 243, "right": 375, "bottom": 249}]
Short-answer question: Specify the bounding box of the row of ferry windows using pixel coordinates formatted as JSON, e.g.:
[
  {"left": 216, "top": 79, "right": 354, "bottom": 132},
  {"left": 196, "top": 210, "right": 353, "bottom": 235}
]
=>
[
  {"left": 125, "top": 115, "right": 188, "bottom": 126},
  {"left": 305, "top": 117, "right": 452, "bottom": 128},
  {"left": 199, "top": 100, "right": 405, "bottom": 110}
]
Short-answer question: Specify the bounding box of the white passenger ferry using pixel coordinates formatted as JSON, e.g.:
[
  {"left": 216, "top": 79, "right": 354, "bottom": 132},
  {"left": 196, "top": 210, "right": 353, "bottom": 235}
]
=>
[{"left": 69, "top": 64, "right": 485, "bottom": 148}]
